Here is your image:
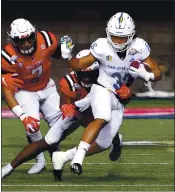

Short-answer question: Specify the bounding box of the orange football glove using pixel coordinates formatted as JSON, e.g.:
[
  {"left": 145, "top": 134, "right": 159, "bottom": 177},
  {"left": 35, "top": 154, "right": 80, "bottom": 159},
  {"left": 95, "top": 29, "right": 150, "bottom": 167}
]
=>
[
  {"left": 2, "top": 74, "right": 24, "bottom": 92},
  {"left": 115, "top": 84, "right": 132, "bottom": 100},
  {"left": 61, "top": 103, "right": 80, "bottom": 119},
  {"left": 20, "top": 114, "right": 40, "bottom": 133}
]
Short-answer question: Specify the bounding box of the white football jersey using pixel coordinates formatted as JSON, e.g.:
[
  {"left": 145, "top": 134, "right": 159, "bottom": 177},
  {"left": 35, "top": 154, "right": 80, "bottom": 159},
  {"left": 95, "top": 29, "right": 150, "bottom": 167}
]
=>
[{"left": 90, "top": 37, "right": 151, "bottom": 93}]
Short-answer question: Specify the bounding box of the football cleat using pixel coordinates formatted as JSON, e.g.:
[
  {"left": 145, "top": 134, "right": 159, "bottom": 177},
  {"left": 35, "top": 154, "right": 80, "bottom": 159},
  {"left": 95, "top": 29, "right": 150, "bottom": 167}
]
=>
[
  {"left": 52, "top": 151, "right": 69, "bottom": 181},
  {"left": 53, "top": 169, "right": 63, "bottom": 181},
  {"left": 109, "top": 133, "right": 122, "bottom": 161},
  {"left": 27, "top": 161, "right": 46, "bottom": 174},
  {"left": 1, "top": 164, "right": 14, "bottom": 179},
  {"left": 70, "top": 163, "right": 82, "bottom": 175}
]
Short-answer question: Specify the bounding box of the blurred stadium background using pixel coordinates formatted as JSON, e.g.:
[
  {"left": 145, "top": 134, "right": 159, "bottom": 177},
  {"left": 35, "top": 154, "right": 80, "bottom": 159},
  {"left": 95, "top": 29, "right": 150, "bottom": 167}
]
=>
[
  {"left": 1, "top": 0, "right": 174, "bottom": 191},
  {"left": 1, "top": 0, "right": 175, "bottom": 94}
]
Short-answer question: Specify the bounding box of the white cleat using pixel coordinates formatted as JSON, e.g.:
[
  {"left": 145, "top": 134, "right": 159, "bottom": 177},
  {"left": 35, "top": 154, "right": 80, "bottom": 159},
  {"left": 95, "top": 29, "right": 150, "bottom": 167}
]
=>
[
  {"left": 52, "top": 151, "right": 69, "bottom": 181},
  {"left": 2, "top": 163, "right": 14, "bottom": 179},
  {"left": 27, "top": 162, "right": 46, "bottom": 174}
]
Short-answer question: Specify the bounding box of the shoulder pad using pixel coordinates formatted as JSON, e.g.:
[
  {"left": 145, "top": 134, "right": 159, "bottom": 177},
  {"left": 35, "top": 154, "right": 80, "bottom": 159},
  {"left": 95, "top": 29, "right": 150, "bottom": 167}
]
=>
[
  {"left": 90, "top": 38, "right": 106, "bottom": 57},
  {"left": 39, "top": 31, "right": 56, "bottom": 48},
  {"left": 132, "top": 37, "right": 151, "bottom": 60}
]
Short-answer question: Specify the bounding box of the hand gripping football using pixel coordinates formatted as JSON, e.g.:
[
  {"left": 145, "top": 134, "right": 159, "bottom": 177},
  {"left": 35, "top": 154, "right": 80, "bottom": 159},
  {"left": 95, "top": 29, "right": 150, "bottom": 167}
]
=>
[{"left": 130, "top": 60, "right": 152, "bottom": 72}]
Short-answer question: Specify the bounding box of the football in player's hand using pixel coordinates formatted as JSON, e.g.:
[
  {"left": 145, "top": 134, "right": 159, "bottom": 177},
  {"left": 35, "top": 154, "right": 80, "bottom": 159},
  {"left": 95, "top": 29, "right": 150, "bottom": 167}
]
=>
[{"left": 130, "top": 60, "right": 152, "bottom": 72}]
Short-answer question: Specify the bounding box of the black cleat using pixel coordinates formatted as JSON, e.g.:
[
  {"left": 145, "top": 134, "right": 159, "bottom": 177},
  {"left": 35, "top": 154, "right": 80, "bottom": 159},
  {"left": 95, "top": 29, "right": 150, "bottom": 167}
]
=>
[
  {"left": 53, "top": 169, "right": 63, "bottom": 181},
  {"left": 70, "top": 163, "right": 82, "bottom": 175},
  {"left": 109, "top": 133, "right": 122, "bottom": 161}
]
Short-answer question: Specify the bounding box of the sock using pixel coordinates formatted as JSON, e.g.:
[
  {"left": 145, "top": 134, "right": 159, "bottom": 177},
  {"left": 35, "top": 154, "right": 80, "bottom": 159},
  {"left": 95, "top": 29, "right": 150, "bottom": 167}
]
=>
[
  {"left": 26, "top": 130, "right": 45, "bottom": 163},
  {"left": 6, "top": 163, "right": 14, "bottom": 171},
  {"left": 66, "top": 147, "right": 77, "bottom": 160},
  {"left": 71, "top": 141, "right": 91, "bottom": 166}
]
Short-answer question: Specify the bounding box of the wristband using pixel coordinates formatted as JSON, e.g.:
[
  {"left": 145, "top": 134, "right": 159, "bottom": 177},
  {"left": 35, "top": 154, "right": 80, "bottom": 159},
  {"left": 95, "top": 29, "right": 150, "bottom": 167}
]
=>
[
  {"left": 67, "top": 55, "right": 72, "bottom": 61},
  {"left": 12, "top": 105, "right": 24, "bottom": 117},
  {"left": 19, "top": 113, "right": 28, "bottom": 121}
]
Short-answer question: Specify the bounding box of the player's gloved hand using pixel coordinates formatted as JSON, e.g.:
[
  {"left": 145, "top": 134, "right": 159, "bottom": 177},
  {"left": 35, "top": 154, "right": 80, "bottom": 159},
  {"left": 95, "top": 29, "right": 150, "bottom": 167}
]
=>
[
  {"left": 20, "top": 114, "right": 40, "bottom": 133},
  {"left": 129, "top": 64, "right": 154, "bottom": 82},
  {"left": 2, "top": 73, "right": 24, "bottom": 92},
  {"left": 60, "top": 35, "right": 74, "bottom": 60},
  {"left": 115, "top": 84, "right": 132, "bottom": 100},
  {"left": 61, "top": 103, "right": 80, "bottom": 119}
]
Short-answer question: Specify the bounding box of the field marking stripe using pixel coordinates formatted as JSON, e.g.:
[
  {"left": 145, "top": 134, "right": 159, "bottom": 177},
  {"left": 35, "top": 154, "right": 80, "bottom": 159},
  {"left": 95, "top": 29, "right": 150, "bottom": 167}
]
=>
[
  {"left": 1, "top": 162, "right": 173, "bottom": 165},
  {"left": 2, "top": 184, "right": 175, "bottom": 187}
]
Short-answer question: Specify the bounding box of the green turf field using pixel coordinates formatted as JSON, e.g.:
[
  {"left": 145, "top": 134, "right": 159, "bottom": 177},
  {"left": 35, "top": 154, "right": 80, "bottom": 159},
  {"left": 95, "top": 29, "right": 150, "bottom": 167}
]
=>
[
  {"left": 1, "top": 117, "right": 174, "bottom": 191},
  {"left": 1, "top": 98, "right": 174, "bottom": 108}
]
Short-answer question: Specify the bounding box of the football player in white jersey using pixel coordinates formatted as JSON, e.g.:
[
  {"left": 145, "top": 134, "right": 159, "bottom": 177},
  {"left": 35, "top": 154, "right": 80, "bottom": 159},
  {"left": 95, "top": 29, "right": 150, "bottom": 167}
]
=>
[
  {"left": 60, "top": 12, "right": 162, "bottom": 174},
  {"left": 2, "top": 50, "right": 123, "bottom": 180}
]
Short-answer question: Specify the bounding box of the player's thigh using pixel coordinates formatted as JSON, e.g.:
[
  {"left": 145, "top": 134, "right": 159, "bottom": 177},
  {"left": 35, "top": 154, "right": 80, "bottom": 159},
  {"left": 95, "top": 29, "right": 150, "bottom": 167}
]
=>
[
  {"left": 44, "top": 116, "right": 77, "bottom": 145},
  {"left": 80, "top": 108, "right": 94, "bottom": 127},
  {"left": 95, "top": 108, "right": 124, "bottom": 149},
  {"left": 15, "top": 90, "right": 40, "bottom": 119},
  {"left": 41, "top": 85, "right": 61, "bottom": 126},
  {"left": 90, "top": 84, "right": 112, "bottom": 122}
]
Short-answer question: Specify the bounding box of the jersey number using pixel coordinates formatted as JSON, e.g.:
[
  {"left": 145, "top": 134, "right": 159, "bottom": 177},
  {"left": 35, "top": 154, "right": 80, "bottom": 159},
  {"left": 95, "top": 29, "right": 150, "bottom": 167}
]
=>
[
  {"left": 31, "top": 65, "right": 43, "bottom": 83},
  {"left": 111, "top": 72, "right": 131, "bottom": 90}
]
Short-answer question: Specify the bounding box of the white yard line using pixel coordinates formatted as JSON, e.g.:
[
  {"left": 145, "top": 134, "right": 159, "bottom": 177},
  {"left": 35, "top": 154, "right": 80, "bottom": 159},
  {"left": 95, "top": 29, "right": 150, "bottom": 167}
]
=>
[
  {"left": 2, "top": 184, "right": 175, "bottom": 187},
  {"left": 123, "top": 141, "right": 174, "bottom": 146},
  {"left": 1, "top": 162, "right": 173, "bottom": 165}
]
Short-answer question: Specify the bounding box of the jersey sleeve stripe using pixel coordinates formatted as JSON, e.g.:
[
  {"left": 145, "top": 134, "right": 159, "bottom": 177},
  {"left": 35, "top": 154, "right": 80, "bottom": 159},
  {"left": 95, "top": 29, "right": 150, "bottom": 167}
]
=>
[
  {"left": 47, "top": 31, "right": 53, "bottom": 45},
  {"left": 1, "top": 50, "right": 15, "bottom": 65},
  {"left": 65, "top": 75, "right": 76, "bottom": 91},
  {"left": 40, "top": 31, "right": 52, "bottom": 47},
  {"left": 70, "top": 74, "right": 76, "bottom": 84}
]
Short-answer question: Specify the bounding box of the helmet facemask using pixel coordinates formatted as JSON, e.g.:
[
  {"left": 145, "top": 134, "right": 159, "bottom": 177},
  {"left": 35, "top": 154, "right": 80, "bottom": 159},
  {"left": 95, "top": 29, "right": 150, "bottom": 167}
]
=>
[
  {"left": 106, "top": 28, "right": 135, "bottom": 52},
  {"left": 8, "top": 32, "right": 36, "bottom": 55}
]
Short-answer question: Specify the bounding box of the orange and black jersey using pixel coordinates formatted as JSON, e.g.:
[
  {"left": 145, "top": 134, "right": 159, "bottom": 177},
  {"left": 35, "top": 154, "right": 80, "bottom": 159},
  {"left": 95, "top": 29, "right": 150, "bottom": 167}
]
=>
[
  {"left": 1, "top": 31, "right": 60, "bottom": 91},
  {"left": 59, "top": 72, "right": 89, "bottom": 102}
]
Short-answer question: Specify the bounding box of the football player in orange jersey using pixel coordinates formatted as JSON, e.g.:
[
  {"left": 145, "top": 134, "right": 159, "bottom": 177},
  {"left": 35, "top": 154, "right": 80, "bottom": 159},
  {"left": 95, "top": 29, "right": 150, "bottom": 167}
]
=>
[
  {"left": 2, "top": 50, "right": 123, "bottom": 180},
  {"left": 1, "top": 18, "right": 62, "bottom": 174}
]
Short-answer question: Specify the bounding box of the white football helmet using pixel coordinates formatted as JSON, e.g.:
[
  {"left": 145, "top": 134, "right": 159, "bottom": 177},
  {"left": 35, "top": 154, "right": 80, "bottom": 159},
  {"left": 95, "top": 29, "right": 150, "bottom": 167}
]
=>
[
  {"left": 75, "top": 49, "right": 99, "bottom": 87},
  {"left": 106, "top": 12, "right": 135, "bottom": 52},
  {"left": 7, "top": 18, "right": 36, "bottom": 55}
]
